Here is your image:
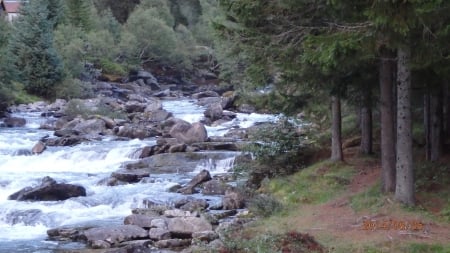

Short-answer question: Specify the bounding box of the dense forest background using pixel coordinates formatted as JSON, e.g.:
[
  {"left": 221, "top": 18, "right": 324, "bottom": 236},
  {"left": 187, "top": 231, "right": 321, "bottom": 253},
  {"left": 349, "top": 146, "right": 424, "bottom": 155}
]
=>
[{"left": 1, "top": 0, "right": 450, "bottom": 208}]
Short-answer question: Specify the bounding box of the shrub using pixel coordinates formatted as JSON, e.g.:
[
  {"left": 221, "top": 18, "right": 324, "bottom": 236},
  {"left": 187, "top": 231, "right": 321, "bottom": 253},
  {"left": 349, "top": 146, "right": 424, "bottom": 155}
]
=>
[
  {"left": 248, "top": 194, "right": 283, "bottom": 217},
  {"left": 54, "top": 78, "right": 94, "bottom": 99}
]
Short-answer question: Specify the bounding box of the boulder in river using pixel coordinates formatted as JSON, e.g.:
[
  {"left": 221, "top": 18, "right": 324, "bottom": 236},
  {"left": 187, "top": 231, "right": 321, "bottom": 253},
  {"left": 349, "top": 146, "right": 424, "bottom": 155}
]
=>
[
  {"left": 3, "top": 117, "right": 26, "bottom": 127},
  {"left": 169, "top": 121, "right": 207, "bottom": 145},
  {"left": 8, "top": 176, "right": 86, "bottom": 201}
]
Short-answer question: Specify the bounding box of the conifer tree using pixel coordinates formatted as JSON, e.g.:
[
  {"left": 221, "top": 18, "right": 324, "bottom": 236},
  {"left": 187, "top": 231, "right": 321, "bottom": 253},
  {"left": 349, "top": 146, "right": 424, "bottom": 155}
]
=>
[{"left": 9, "top": 0, "right": 64, "bottom": 98}]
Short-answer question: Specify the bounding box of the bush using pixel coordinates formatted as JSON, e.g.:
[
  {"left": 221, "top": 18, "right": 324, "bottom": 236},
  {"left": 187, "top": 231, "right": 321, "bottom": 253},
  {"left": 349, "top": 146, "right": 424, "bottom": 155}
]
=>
[
  {"left": 248, "top": 194, "right": 283, "bottom": 217},
  {"left": 54, "top": 78, "right": 94, "bottom": 99}
]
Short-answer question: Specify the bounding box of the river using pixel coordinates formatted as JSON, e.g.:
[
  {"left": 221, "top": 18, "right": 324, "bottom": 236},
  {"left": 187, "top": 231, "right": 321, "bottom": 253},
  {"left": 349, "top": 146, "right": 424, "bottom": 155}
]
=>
[{"left": 0, "top": 99, "right": 277, "bottom": 252}]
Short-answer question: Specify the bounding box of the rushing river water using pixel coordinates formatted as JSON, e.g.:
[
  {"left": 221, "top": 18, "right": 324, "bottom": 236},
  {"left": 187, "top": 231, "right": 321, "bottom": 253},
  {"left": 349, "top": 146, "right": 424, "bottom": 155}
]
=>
[{"left": 0, "top": 99, "right": 277, "bottom": 252}]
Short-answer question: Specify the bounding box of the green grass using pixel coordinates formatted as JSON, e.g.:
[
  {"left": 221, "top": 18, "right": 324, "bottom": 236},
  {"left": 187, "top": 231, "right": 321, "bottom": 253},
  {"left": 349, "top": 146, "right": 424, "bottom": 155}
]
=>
[
  {"left": 350, "top": 181, "right": 384, "bottom": 212},
  {"left": 264, "top": 160, "right": 355, "bottom": 207}
]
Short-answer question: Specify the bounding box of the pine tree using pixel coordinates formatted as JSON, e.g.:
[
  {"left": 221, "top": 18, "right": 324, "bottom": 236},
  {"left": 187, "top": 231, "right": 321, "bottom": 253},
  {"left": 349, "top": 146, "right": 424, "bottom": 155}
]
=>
[
  {"left": 9, "top": 0, "right": 64, "bottom": 98},
  {"left": 65, "top": 0, "right": 93, "bottom": 31}
]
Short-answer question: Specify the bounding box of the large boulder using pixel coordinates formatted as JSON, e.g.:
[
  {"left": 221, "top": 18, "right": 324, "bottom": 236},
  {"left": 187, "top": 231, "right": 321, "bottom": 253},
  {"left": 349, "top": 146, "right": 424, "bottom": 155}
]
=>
[
  {"left": 123, "top": 214, "right": 156, "bottom": 228},
  {"left": 191, "top": 91, "right": 219, "bottom": 99},
  {"left": 80, "top": 225, "right": 148, "bottom": 248},
  {"left": 167, "top": 217, "right": 212, "bottom": 237},
  {"left": 115, "top": 124, "right": 160, "bottom": 139},
  {"left": 8, "top": 176, "right": 86, "bottom": 201},
  {"left": 144, "top": 109, "right": 173, "bottom": 122},
  {"left": 204, "top": 103, "right": 223, "bottom": 122},
  {"left": 169, "top": 121, "right": 207, "bottom": 145},
  {"left": 3, "top": 117, "right": 26, "bottom": 127},
  {"left": 72, "top": 118, "right": 106, "bottom": 136},
  {"left": 222, "top": 188, "right": 246, "bottom": 210}
]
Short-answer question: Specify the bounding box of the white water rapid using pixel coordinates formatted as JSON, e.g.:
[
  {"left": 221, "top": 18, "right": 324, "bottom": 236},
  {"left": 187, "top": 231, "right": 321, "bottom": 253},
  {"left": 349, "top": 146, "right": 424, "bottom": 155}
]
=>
[{"left": 0, "top": 99, "right": 277, "bottom": 252}]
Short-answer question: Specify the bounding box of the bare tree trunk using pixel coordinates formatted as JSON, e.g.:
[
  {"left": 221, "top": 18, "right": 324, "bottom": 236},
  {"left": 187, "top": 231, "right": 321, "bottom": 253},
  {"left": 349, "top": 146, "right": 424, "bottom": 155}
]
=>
[
  {"left": 395, "top": 46, "right": 414, "bottom": 206},
  {"left": 379, "top": 47, "right": 396, "bottom": 193},
  {"left": 360, "top": 89, "right": 373, "bottom": 154},
  {"left": 443, "top": 81, "right": 450, "bottom": 149},
  {"left": 424, "top": 90, "right": 431, "bottom": 160},
  {"left": 331, "top": 95, "right": 343, "bottom": 161},
  {"left": 430, "top": 86, "right": 443, "bottom": 161}
]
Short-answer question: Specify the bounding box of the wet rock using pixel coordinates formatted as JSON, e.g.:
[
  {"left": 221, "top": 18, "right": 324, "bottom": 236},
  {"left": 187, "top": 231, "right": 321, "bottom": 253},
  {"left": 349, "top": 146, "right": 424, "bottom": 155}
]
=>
[
  {"left": 111, "top": 169, "right": 150, "bottom": 183},
  {"left": 115, "top": 124, "right": 160, "bottom": 139},
  {"left": 8, "top": 176, "right": 86, "bottom": 201},
  {"left": 168, "top": 143, "right": 186, "bottom": 153},
  {"left": 170, "top": 122, "right": 208, "bottom": 145},
  {"left": 222, "top": 188, "right": 246, "bottom": 210},
  {"left": 54, "top": 129, "right": 80, "bottom": 137},
  {"left": 125, "top": 152, "right": 235, "bottom": 174},
  {"left": 81, "top": 225, "right": 148, "bottom": 247},
  {"left": 204, "top": 103, "right": 223, "bottom": 122},
  {"left": 3, "top": 117, "right": 26, "bottom": 127},
  {"left": 124, "top": 214, "right": 155, "bottom": 228},
  {"left": 177, "top": 170, "right": 211, "bottom": 195},
  {"left": 178, "top": 199, "right": 209, "bottom": 212},
  {"left": 164, "top": 209, "right": 198, "bottom": 218},
  {"left": 72, "top": 118, "right": 107, "bottom": 135},
  {"left": 197, "top": 97, "right": 221, "bottom": 107},
  {"left": 12, "top": 149, "right": 33, "bottom": 156},
  {"left": 45, "top": 136, "right": 87, "bottom": 146},
  {"left": 31, "top": 141, "right": 46, "bottom": 154},
  {"left": 191, "top": 91, "right": 219, "bottom": 99},
  {"left": 191, "top": 142, "right": 238, "bottom": 151}
]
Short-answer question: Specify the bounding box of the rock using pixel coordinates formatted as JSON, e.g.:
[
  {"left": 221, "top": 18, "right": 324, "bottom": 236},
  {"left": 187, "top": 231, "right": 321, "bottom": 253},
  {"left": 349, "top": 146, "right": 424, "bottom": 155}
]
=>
[
  {"left": 8, "top": 176, "right": 86, "bottom": 201},
  {"left": 154, "top": 239, "right": 191, "bottom": 249},
  {"left": 168, "top": 217, "right": 213, "bottom": 237},
  {"left": 204, "top": 103, "right": 223, "bottom": 122},
  {"left": 178, "top": 199, "right": 209, "bottom": 212},
  {"left": 54, "top": 129, "right": 80, "bottom": 137},
  {"left": 153, "top": 89, "right": 171, "bottom": 97},
  {"left": 170, "top": 122, "right": 208, "bottom": 145},
  {"left": 145, "top": 109, "right": 172, "bottom": 122},
  {"left": 202, "top": 180, "right": 230, "bottom": 195},
  {"left": 3, "top": 117, "right": 26, "bottom": 127},
  {"left": 222, "top": 188, "right": 246, "bottom": 210},
  {"left": 192, "top": 231, "right": 218, "bottom": 242},
  {"left": 125, "top": 152, "right": 236, "bottom": 174},
  {"left": 168, "top": 144, "right": 186, "bottom": 153},
  {"left": 237, "top": 104, "right": 256, "bottom": 114},
  {"left": 124, "top": 214, "right": 155, "bottom": 228},
  {"left": 115, "top": 124, "right": 160, "bottom": 139},
  {"left": 31, "top": 141, "right": 46, "bottom": 154},
  {"left": 45, "top": 136, "right": 87, "bottom": 146},
  {"left": 149, "top": 228, "right": 171, "bottom": 240},
  {"left": 144, "top": 98, "right": 163, "bottom": 112},
  {"left": 164, "top": 209, "right": 198, "bottom": 218},
  {"left": 177, "top": 170, "right": 211, "bottom": 195},
  {"left": 111, "top": 169, "right": 150, "bottom": 183},
  {"left": 151, "top": 218, "right": 168, "bottom": 229},
  {"left": 221, "top": 96, "right": 235, "bottom": 110},
  {"left": 197, "top": 97, "right": 222, "bottom": 107},
  {"left": 191, "top": 91, "right": 219, "bottom": 99},
  {"left": 191, "top": 142, "right": 238, "bottom": 151},
  {"left": 81, "top": 225, "right": 148, "bottom": 246},
  {"left": 72, "top": 118, "right": 106, "bottom": 135},
  {"left": 125, "top": 101, "right": 147, "bottom": 113},
  {"left": 12, "top": 149, "right": 33, "bottom": 156}
]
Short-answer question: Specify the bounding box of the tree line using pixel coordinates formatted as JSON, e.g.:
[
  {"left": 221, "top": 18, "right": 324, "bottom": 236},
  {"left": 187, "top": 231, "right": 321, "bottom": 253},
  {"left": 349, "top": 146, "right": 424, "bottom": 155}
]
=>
[
  {"left": 214, "top": 0, "right": 450, "bottom": 206},
  {"left": 0, "top": 0, "right": 219, "bottom": 104}
]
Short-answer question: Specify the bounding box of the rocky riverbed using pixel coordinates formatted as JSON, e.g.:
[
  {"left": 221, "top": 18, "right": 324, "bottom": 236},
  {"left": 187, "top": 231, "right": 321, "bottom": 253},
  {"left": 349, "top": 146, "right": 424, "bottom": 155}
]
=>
[{"left": 0, "top": 70, "right": 283, "bottom": 252}]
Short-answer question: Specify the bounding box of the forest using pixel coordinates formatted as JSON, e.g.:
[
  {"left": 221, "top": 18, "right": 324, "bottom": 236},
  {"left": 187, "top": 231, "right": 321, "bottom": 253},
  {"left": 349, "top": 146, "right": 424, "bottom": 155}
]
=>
[{"left": 0, "top": 0, "right": 450, "bottom": 252}]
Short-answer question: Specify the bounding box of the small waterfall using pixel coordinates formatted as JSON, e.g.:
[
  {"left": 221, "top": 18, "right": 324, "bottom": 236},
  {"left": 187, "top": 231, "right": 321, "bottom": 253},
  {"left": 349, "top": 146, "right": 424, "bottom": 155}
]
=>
[{"left": 193, "top": 156, "right": 236, "bottom": 174}]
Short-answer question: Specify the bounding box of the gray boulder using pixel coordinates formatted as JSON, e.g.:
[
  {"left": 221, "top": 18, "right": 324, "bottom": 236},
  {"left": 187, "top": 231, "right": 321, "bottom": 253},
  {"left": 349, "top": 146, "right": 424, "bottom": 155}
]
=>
[
  {"left": 124, "top": 214, "right": 156, "bottom": 228},
  {"left": 31, "top": 141, "right": 46, "bottom": 154},
  {"left": 170, "top": 122, "right": 207, "bottom": 145},
  {"left": 8, "top": 176, "right": 86, "bottom": 201},
  {"left": 81, "top": 225, "right": 148, "bottom": 247},
  {"left": 204, "top": 103, "right": 223, "bottom": 122},
  {"left": 222, "top": 188, "right": 246, "bottom": 210},
  {"left": 191, "top": 91, "right": 219, "bottom": 99},
  {"left": 168, "top": 217, "right": 212, "bottom": 237},
  {"left": 178, "top": 170, "right": 212, "bottom": 195},
  {"left": 3, "top": 117, "right": 26, "bottom": 127}
]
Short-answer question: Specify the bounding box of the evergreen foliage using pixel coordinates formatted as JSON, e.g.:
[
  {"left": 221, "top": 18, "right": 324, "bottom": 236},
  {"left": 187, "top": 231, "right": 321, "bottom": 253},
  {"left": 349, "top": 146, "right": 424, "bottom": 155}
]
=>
[{"left": 8, "top": 0, "right": 64, "bottom": 98}]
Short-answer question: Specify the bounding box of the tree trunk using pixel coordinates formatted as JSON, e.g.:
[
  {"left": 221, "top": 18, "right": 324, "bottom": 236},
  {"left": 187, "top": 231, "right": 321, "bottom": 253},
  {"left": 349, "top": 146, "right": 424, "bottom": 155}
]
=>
[
  {"left": 443, "top": 81, "right": 450, "bottom": 148},
  {"left": 395, "top": 46, "right": 414, "bottom": 206},
  {"left": 430, "top": 86, "right": 443, "bottom": 161},
  {"left": 331, "top": 95, "right": 343, "bottom": 161},
  {"left": 379, "top": 47, "right": 396, "bottom": 193},
  {"left": 424, "top": 90, "right": 431, "bottom": 160},
  {"left": 360, "top": 88, "right": 373, "bottom": 154}
]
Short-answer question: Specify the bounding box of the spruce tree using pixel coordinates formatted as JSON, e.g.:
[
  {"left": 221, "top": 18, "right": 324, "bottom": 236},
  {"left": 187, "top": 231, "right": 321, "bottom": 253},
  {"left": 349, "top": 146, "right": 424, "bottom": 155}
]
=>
[{"left": 9, "top": 0, "right": 64, "bottom": 98}]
